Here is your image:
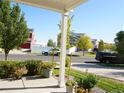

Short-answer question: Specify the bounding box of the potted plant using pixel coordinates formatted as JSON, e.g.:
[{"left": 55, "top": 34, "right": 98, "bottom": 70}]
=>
[
  {"left": 76, "top": 88, "right": 85, "bottom": 93},
  {"left": 80, "top": 74, "right": 98, "bottom": 93},
  {"left": 41, "top": 62, "right": 56, "bottom": 78},
  {"left": 66, "top": 80, "right": 76, "bottom": 93}
]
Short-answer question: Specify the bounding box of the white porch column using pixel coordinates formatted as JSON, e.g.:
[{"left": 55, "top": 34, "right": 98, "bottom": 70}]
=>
[{"left": 59, "top": 12, "right": 68, "bottom": 88}]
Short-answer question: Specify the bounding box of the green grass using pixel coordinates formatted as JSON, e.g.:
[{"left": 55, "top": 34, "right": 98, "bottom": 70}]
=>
[
  {"left": 97, "top": 63, "right": 124, "bottom": 68},
  {"left": 97, "top": 77, "right": 124, "bottom": 92},
  {"left": 84, "top": 53, "right": 95, "bottom": 57},
  {"left": 53, "top": 68, "right": 124, "bottom": 92}
]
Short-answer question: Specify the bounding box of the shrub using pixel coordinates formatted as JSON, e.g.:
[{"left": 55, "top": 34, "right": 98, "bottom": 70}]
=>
[
  {"left": 81, "top": 74, "right": 98, "bottom": 92},
  {"left": 40, "top": 62, "right": 57, "bottom": 69},
  {"left": 0, "top": 61, "right": 18, "bottom": 78},
  {"left": 66, "top": 80, "right": 76, "bottom": 87},
  {"left": 0, "top": 60, "right": 56, "bottom": 78},
  {"left": 24, "top": 60, "right": 42, "bottom": 76},
  {"left": 0, "top": 61, "right": 28, "bottom": 79},
  {"left": 76, "top": 88, "right": 85, "bottom": 93},
  {"left": 12, "top": 65, "right": 27, "bottom": 79},
  {"left": 65, "top": 56, "right": 71, "bottom": 67}
]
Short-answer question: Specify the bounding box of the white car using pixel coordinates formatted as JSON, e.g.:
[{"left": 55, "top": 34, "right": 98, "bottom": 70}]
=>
[{"left": 42, "top": 48, "right": 60, "bottom": 56}]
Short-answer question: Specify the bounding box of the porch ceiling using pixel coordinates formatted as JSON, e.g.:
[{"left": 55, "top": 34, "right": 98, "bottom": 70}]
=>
[{"left": 14, "top": 0, "right": 87, "bottom": 13}]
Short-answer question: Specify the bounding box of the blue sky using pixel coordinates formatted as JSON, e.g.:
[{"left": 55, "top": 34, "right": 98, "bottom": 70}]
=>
[{"left": 15, "top": 0, "right": 124, "bottom": 43}]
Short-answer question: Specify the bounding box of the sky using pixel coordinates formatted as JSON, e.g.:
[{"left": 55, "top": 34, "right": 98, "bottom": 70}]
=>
[{"left": 13, "top": 0, "right": 124, "bottom": 44}]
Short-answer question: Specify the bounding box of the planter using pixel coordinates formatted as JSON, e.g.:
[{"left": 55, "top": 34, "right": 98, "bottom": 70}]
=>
[
  {"left": 66, "top": 86, "right": 75, "bottom": 93},
  {"left": 43, "top": 69, "right": 52, "bottom": 78}
]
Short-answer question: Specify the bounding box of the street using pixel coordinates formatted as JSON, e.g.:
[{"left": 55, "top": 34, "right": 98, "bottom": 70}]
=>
[{"left": 0, "top": 53, "right": 96, "bottom": 63}]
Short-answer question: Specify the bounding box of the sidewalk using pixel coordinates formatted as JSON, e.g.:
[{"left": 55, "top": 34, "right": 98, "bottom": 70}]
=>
[
  {"left": 0, "top": 77, "right": 66, "bottom": 93},
  {"left": 72, "top": 63, "right": 124, "bottom": 82}
]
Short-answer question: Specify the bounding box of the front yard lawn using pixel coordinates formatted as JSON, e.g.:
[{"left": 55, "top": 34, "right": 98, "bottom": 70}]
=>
[
  {"left": 53, "top": 68, "right": 124, "bottom": 93},
  {"left": 84, "top": 52, "right": 96, "bottom": 57}
]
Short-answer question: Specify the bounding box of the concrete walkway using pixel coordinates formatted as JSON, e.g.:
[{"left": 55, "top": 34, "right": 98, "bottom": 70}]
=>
[
  {"left": 0, "top": 77, "right": 66, "bottom": 93},
  {"left": 72, "top": 63, "right": 124, "bottom": 82}
]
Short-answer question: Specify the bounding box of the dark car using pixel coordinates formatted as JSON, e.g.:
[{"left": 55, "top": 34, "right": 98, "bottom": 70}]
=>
[{"left": 95, "top": 52, "right": 118, "bottom": 63}]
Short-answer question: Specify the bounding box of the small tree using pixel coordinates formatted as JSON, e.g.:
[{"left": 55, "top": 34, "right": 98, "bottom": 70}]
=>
[
  {"left": 0, "top": 1, "right": 29, "bottom": 60},
  {"left": 77, "top": 35, "right": 93, "bottom": 56},
  {"left": 57, "top": 16, "right": 74, "bottom": 48},
  {"left": 115, "top": 31, "right": 124, "bottom": 61},
  {"left": 47, "top": 39, "right": 55, "bottom": 47},
  {"left": 98, "top": 40, "right": 105, "bottom": 51}
]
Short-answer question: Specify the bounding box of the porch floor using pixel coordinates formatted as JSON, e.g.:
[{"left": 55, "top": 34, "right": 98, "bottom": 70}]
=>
[{"left": 0, "top": 76, "right": 66, "bottom": 93}]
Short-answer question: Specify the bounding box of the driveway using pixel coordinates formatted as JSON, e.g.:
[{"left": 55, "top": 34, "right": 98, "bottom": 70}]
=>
[{"left": 72, "top": 63, "right": 124, "bottom": 82}]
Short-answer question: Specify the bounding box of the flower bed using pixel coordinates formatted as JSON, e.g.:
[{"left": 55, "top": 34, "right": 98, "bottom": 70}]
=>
[{"left": 0, "top": 60, "right": 56, "bottom": 79}]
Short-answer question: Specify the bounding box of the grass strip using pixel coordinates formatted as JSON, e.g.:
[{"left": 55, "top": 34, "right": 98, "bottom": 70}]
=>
[{"left": 53, "top": 68, "right": 124, "bottom": 92}]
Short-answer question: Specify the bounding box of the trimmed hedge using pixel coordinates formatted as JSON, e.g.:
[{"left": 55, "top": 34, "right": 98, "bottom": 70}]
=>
[{"left": 0, "top": 60, "right": 56, "bottom": 79}]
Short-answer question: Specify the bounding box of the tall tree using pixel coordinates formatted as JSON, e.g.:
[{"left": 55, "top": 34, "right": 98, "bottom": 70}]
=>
[
  {"left": 57, "top": 15, "right": 74, "bottom": 49},
  {"left": 115, "top": 31, "right": 124, "bottom": 60},
  {"left": 0, "top": 0, "right": 29, "bottom": 60},
  {"left": 77, "top": 35, "right": 93, "bottom": 56},
  {"left": 104, "top": 43, "right": 116, "bottom": 51},
  {"left": 47, "top": 39, "right": 55, "bottom": 47},
  {"left": 98, "top": 40, "right": 105, "bottom": 51}
]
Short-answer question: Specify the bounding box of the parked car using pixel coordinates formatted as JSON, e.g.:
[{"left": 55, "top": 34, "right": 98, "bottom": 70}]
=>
[
  {"left": 42, "top": 48, "right": 60, "bottom": 56},
  {"left": 49, "top": 48, "right": 60, "bottom": 56},
  {"left": 95, "top": 52, "right": 118, "bottom": 63}
]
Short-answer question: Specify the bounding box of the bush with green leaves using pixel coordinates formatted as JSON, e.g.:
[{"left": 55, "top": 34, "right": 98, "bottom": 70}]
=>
[
  {"left": 0, "top": 61, "right": 17, "bottom": 78},
  {"left": 0, "top": 60, "right": 56, "bottom": 79},
  {"left": 11, "top": 64, "right": 27, "bottom": 79},
  {"left": 66, "top": 80, "right": 76, "bottom": 87},
  {"left": 40, "top": 62, "right": 56, "bottom": 70},
  {"left": 81, "top": 74, "right": 98, "bottom": 92},
  {"left": 76, "top": 88, "right": 85, "bottom": 93},
  {"left": 0, "top": 61, "right": 27, "bottom": 79},
  {"left": 24, "top": 60, "right": 42, "bottom": 76}
]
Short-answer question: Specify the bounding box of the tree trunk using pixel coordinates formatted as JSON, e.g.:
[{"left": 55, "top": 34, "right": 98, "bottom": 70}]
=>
[
  {"left": 5, "top": 53, "right": 8, "bottom": 61},
  {"left": 83, "top": 50, "right": 85, "bottom": 56},
  {"left": 4, "top": 50, "right": 9, "bottom": 61}
]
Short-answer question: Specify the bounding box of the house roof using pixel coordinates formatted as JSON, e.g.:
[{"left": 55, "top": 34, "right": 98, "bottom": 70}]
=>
[{"left": 14, "top": 0, "right": 87, "bottom": 13}]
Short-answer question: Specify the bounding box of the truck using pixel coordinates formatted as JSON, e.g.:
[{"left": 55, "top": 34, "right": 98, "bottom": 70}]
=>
[{"left": 95, "top": 52, "right": 118, "bottom": 63}]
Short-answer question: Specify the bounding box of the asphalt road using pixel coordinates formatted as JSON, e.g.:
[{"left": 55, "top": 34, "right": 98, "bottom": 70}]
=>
[{"left": 0, "top": 53, "right": 96, "bottom": 63}]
